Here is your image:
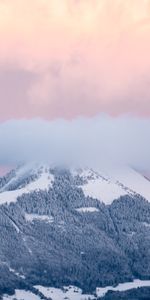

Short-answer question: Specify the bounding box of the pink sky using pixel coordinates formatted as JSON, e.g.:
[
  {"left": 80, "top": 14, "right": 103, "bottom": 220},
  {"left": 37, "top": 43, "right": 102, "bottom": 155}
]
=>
[
  {"left": 0, "top": 0, "right": 150, "bottom": 120},
  {"left": 0, "top": 166, "right": 12, "bottom": 176}
]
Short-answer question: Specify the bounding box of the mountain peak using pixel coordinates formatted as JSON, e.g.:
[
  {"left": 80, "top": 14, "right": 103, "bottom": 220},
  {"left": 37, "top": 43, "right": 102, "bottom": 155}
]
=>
[{"left": 0, "top": 164, "right": 150, "bottom": 206}]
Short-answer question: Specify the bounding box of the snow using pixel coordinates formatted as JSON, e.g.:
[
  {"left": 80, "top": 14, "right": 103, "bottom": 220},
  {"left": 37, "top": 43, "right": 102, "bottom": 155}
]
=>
[
  {"left": 22, "top": 236, "right": 32, "bottom": 255},
  {"left": 3, "top": 281, "right": 150, "bottom": 300},
  {"left": 76, "top": 207, "right": 99, "bottom": 213},
  {"left": 142, "top": 222, "right": 150, "bottom": 227},
  {"left": 25, "top": 213, "right": 54, "bottom": 223},
  {"left": 9, "top": 219, "right": 20, "bottom": 233},
  {"left": 1, "top": 163, "right": 37, "bottom": 191},
  {"left": 3, "top": 290, "right": 41, "bottom": 300},
  {"left": 35, "top": 285, "right": 95, "bottom": 300},
  {"left": 109, "top": 167, "right": 150, "bottom": 202},
  {"left": 1, "top": 164, "right": 150, "bottom": 206},
  {"left": 8, "top": 267, "right": 25, "bottom": 279},
  {"left": 0, "top": 262, "right": 25, "bottom": 280},
  {"left": 26, "top": 171, "right": 54, "bottom": 191},
  {"left": 77, "top": 167, "right": 150, "bottom": 204},
  {"left": 96, "top": 279, "right": 150, "bottom": 297},
  {"left": 126, "top": 231, "right": 135, "bottom": 237},
  {"left": 0, "top": 169, "right": 54, "bottom": 205},
  {"left": 78, "top": 168, "right": 128, "bottom": 204},
  {"left": 81, "top": 178, "right": 127, "bottom": 204}
]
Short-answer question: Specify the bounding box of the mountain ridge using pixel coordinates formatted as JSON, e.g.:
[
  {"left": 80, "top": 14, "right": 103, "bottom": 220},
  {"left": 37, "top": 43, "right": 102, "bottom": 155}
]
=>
[
  {"left": 0, "top": 164, "right": 150, "bottom": 299},
  {"left": 1, "top": 164, "right": 150, "bottom": 205}
]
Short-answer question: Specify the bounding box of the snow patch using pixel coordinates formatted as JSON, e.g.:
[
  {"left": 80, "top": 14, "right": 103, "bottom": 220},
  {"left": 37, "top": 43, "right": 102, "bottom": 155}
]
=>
[
  {"left": 0, "top": 170, "right": 54, "bottom": 205},
  {"left": 81, "top": 179, "right": 127, "bottom": 204},
  {"left": 78, "top": 169, "right": 127, "bottom": 204},
  {"left": 9, "top": 219, "right": 20, "bottom": 233},
  {"left": 142, "top": 222, "right": 150, "bottom": 227},
  {"left": 35, "top": 285, "right": 95, "bottom": 300},
  {"left": 3, "top": 281, "right": 150, "bottom": 300},
  {"left": 76, "top": 167, "right": 150, "bottom": 204},
  {"left": 96, "top": 279, "right": 150, "bottom": 297},
  {"left": 8, "top": 267, "right": 25, "bottom": 279},
  {"left": 3, "top": 290, "right": 41, "bottom": 300},
  {"left": 0, "top": 262, "right": 25, "bottom": 280},
  {"left": 76, "top": 207, "right": 99, "bottom": 213},
  {"left": 25, "top": 213, "right": 54, "bottom": 223},
  {"left": 22, "top": 236, "right": 33, "bottom": 255},
  {"left": 109, "top": 167, "right": 150, "bottom": 202}
]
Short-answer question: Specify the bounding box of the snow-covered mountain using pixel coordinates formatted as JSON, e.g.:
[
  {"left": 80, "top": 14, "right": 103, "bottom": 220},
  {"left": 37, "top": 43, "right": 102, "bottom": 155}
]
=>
[
  {"left": 0, "top": 163, "right": 150, "bottom": 300},
  {"left": 1, "top": 164, "right": 150, "bottom": 206}
]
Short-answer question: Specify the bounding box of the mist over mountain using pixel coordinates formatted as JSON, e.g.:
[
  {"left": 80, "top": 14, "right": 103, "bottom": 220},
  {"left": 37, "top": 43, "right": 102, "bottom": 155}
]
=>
[
  {"left": 1, "top": 1, "right": 150, "bottom": 299},
  {"left": 0, "top": 115, "right": 150, "bottom": 170}
]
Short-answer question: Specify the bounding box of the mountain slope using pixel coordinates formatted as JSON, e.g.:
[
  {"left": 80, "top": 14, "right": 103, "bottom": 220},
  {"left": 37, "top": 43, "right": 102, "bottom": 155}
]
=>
[
  {"left": 0, "top": 164, "right": 54, "bottom": 205},
  {"left": 0, "top": 164, "right": 150, "bottom": 298},
  {"left": 72, "top": 166, "right": 150, "bottom": 204},
  {"left": 1, "top": 164, "right": 150, "bottom": 206}
]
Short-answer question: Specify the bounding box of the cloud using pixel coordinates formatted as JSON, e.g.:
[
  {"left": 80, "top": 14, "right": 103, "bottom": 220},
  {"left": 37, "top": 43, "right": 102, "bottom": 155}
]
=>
[
  {"left": 0, "top": 69, "right": 36, "bottom": 121},
  {"left": 0, "top": 115, "right": 150, "bottom": 170},
  {"left": 0, "top": 1, "right": 150, "bottom": 119}
]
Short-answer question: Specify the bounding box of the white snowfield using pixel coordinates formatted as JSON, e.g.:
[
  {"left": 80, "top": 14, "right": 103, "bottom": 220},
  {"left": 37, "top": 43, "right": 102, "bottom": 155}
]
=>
[
  {"left": 25, "top": 213, "right": 54, "bottom": 223},
  {"left": 77, "top": 167, "right": 150, "bottom": 204},
  {"left": 0, "top": 166, "right": 54, "bottom": 205},
  {"left": 96, "top": 279, "right": 150, "bottom": 297},
  {"left": 35, "top": 285, "right": 95, "bottom": 300},
  {"left": 3, "top": 280, "right": 150, "bottom": 300},
  {"left": 3, "top": 290, "right": 41, "bottom": 300}
]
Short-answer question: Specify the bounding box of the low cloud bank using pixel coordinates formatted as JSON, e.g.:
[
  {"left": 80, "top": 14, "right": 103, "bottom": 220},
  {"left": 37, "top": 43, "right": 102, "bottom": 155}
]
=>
[{"left": 0, "top": 115, "right": 150, "bottom": 170}]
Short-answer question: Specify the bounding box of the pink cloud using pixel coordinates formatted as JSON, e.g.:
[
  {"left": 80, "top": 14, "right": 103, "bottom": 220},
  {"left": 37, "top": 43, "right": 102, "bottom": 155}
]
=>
[{"left": 0, "top": 0, "right": 150, "bottom": 120}]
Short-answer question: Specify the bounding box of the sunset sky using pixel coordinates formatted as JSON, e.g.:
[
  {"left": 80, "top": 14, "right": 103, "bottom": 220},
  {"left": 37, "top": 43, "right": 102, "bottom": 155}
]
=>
[
  {"left": 0, "top": 0, "right": 150, "bottom": 120},
  {"left": 0, "top": 0, "right": 150, "bottom": 174}
]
